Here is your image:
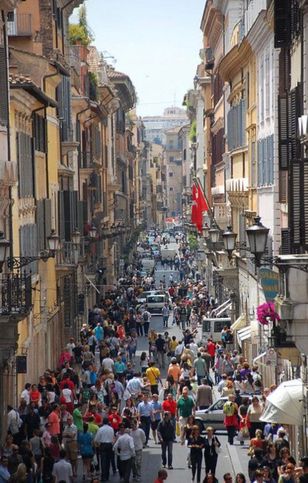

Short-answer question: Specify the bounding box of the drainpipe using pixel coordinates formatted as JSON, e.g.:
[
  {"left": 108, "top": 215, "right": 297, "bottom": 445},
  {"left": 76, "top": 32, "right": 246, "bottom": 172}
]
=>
[{"left": 43, "top": 67, "right": 60, "bottom": 199}]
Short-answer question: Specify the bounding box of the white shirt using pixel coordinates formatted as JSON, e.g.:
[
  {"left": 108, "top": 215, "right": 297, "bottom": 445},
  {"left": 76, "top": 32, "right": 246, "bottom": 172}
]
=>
[
  {"left": 102, "top": 357, "right": 114, "bottom": 372},
  {"left": 94, "top": 425, "right": 114, "bottom": 444},
  {"left": 52, "top": 459, "right": 73, "bottom": 483},
  {"left": 131, "top": 428, "right": 146, "bottom": 451},
  {"left": 113, "top": 432, "right": 135, "bottom": 460},
  {"left": 126, "top": 377, "right": 143, "bottom": 396},
  {"left": 20, "top": 389, "right": 30, "bottom": 405}
]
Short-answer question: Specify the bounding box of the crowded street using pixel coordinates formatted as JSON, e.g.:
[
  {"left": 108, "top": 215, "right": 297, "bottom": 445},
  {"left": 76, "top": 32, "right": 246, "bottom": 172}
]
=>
[{"left": 1, "top": 0, "right": 308, "bottom": 482}]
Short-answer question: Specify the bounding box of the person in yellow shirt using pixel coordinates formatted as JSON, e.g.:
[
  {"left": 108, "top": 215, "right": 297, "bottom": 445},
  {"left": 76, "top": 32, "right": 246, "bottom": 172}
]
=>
[
  {"left": 169, "top": 336, "right": 178, "bottom": 357},
  {"left": 146, "top": 362, "right": 161, "bottom": 395}
]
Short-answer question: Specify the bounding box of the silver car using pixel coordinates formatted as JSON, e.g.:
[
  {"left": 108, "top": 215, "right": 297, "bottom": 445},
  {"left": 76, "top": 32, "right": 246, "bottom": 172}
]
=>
[{"left": 195, "top": 394, "right": 258, "bottom": 431}]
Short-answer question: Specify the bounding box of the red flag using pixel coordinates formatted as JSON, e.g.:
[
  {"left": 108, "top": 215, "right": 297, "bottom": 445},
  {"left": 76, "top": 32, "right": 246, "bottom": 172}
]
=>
[
  {"left": 197, "top": 183, "right": 209, "bottom": 212},
  {"left": 191, "top": 182, "right": 209, "bottom": 233}
]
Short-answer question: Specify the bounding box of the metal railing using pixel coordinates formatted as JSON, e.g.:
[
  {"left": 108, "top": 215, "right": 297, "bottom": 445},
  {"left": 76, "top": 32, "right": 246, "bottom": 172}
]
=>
[
  {"left": 0, "top": 273, "right": 32, "bottom": 316},
  {"left": 56, "top": 240, "right": 85, "bottom": 266},
  {"left": 7, "top": 14, "right": 32, "bottom": 36}
]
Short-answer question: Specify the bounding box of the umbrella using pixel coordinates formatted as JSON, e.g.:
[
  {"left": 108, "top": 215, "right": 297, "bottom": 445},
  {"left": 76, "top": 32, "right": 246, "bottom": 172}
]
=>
[{"left": 260, "top": 378, "right": 303, "bottom": 426}]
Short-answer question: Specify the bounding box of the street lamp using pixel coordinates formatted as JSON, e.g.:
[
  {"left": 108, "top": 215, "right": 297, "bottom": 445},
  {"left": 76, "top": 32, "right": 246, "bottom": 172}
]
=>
[
  {"left": 245, "top": 216, "right": 269, "bottom": 267},
  {"left": 202, "top": 223, "right": 210, "bottom": 239},
  {"left": 47, "top": 229, "right": 60, "bottom": 255},
  {"left": 89, "top": 224, "right": 97, "bottom": 239},
  {"left": 209, "top": 223, "right": 220, "bottom": 244},
  {"left": 0, "top": 232, "right": 10, "bottom": 273},
  {"left": 222, "top": 225, "right": 237, "bottom": 260},
  {"left": 72, "top": 228, "right": 81, "bottom": 246}
]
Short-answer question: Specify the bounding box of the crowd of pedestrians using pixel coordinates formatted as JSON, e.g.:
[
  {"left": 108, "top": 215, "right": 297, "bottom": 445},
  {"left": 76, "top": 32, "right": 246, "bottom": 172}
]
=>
[{"left": 1, "top": 228, "right": 307, "bottom": 483}]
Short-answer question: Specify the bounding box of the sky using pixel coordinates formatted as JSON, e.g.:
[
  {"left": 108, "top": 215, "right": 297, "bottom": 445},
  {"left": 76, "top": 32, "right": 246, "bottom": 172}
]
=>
[{"left": 75, "top": 0, "right": 205, "bottom": 117}]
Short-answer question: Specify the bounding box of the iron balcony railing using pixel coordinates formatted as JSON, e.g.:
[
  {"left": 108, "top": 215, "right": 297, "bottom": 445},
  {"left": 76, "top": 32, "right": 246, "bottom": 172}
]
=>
[
  {"left": 0, "top": 272, "right": 32, "bottom": 316},
  {"left": 56, "top": 239, "right": 85, "bottom": 266},
  {"left": 7, "top": 14, "right": 32, "bottom": 36}
]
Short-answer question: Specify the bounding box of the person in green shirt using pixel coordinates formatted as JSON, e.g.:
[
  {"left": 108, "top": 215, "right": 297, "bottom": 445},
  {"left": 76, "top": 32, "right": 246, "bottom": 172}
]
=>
[
  {"left": 87, "top": 416, "right": 99, "bottom": 435},
  {"left": 73, "top": 404, "right": 83, "bottom": 432},
  {"left": 176, "top": 387, "right": 195, "bottom": 444},
  {"left": 194, "top": 353, "right": 208, "bottom": 385}
]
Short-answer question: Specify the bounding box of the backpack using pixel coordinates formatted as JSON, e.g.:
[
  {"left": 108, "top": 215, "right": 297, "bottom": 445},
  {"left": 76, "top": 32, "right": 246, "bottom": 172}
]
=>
[{"left": 223, "top": 401, "right": 236, "bottom": 417}]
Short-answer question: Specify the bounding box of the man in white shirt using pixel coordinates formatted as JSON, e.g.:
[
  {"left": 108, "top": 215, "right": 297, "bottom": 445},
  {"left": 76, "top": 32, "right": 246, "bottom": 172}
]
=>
[
  {"left": 113, "top": 424, "right": 135, "bottom": 483},
  {"left": 52, "top": 449, "right": 73, "bottom": 482},
  {"left": 131, "top": 419, "right": 146, "bottom": 481},
  {"left": 62, "top": 416, "right": 78, "bottom": 477},
  {"left": 20, "top": 383, "right": 31, "bottom": 405},
  {"left": 101, "top": 356, "right": 114, "bottom": 373},
  {"left": 94, "top": 417, "right": 115, "bottom": 482},
  {"left": 126, "top": 373, "right": 144, "bottom": 398}
]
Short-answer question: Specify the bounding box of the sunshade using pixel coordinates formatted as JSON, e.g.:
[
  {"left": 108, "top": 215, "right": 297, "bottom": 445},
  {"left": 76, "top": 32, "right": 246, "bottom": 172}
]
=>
[{"left": 260, "top": 378, "right": 303, "bottom": 426}]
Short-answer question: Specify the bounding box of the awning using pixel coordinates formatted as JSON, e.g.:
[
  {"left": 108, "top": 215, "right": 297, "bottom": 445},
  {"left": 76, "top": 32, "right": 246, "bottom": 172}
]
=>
[
  {"left": 237, "top": 326, "right": 251, "bottom": 347},
  {"left": 231, "top": 314, "right": 246, "bottom": 331},
  {"left": 253, "top": 351, "right": 267, "bottom": 367},
  {"left": 261, "top": 378, "right": 303, "bottom": 426}
]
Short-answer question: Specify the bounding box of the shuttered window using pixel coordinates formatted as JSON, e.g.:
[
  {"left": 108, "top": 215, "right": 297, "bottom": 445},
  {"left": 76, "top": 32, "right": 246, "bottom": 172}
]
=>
[
  {"left": 58, "top": 190, "right": 78, "bottom": 241},
  {"left": 33, "top": 113, "right": 46, "bottom": 152},
  {"left": 0, "top": 45, "right": 8, "bottom": 126},
  {"left": 57, "top": 76, "right": 71, "bottom": 141},
  {"left": 227, "top": 99, "right": 246, "bottom": 151},
  {"left": 274, "top": 0, "right": 291, "bottom": 48},
  {"left": 20, "top": 224, "right": 38, "bottom": 273},
  {"left": 37, "top": 199, "right": 52, "bottom": 251},
  {"left": 17, "top": 132, "right": 35, "bottom": 197},
  {"left": 257, "top": 135, "right": 274, "bottom": 187},
  {"left": 278, "top": 94, "right": 289, "bottom": 170},
  {"left": 280, "top": 228, "right": 291, "bottom": 254}
]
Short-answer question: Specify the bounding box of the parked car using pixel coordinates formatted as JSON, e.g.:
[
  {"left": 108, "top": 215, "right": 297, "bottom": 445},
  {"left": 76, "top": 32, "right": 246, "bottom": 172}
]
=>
[{"left": 195, "top": 395, "right": 260, "bottom": 431}]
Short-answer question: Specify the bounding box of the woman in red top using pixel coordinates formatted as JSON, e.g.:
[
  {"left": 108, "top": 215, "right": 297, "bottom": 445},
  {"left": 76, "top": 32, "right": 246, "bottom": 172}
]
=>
[
  {"left": 108, "top": 406, "right": 122, "bottom": 432},
  {"left": 30, "top": 384, "right": 41, "bottom": 407}
]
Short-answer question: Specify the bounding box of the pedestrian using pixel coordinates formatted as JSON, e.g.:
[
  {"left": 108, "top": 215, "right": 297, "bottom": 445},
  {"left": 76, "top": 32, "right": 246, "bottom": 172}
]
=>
[
  {"left": 162, "top": 303, "right": 170, "bottom": 328},
  {"left": 187, "top": 425, "right": 204, "bottom": 483},
  {"left": 203, "top": 426, "right": 221, "bottom": 475},
  {"left": 78, "top": 423, "right": 94, "bottom": 480},
  {"left": 113, "top": 423, "right": 135, "bottom": 483},
  {"left": 154, "top": 468, "right": 168, "bottom": 482},
  {"left": 142, "top": 306, "right": 151, "bottom": 336},
  {"left": 51, "top": 449, "right": 73, "bottom": 483},
  {"left": 194, "top": 353, "right": 208, "bottom": 385},
  {"left": 137, "top": 393, "right": 153, "bottom": 446},
  {"left": 157, "top": 411, "right": 175, "bottom": 470},
  {"left": 150, "top": 393, "right": 162, "bottom": 444},
  {"left": 94, "top": 417, "right": 115, "bottom": 482},
  {"left": 176, "top": 387, "right": 195, "bottom": 444},
  {"left": 62, "top": 415, "right": 78, "bottom": 478},
  {"left": 156, "top": 334, "right": 166, "bottom": 369},
  {"left": 223, "top": 394, "right": 239, "bottom": 445},
  {"left": 196, "top": 378, "right": 213, "bottom": 410},
  {"left": 146, "top": 361, "right": 161, "bottom": 395},
  {"left": 131, "top": 419, "right": 146, "bottom": 482}
]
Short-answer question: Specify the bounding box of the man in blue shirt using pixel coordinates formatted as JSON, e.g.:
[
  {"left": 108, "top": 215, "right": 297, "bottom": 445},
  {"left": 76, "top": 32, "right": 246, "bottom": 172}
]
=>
[
  {"left": 137, "top": 393, "right": 153, "bottom": 446},
  {"left": 94, "top": 322, "right": 104, "bottom": 342},
  {"left": 150, "top": 394, "right": 162, "bottom": 444}
]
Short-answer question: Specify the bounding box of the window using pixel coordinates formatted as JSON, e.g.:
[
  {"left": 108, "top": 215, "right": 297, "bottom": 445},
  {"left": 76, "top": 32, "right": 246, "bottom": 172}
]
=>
[
  {"left": 265, "top": 53, "right": 270, "bottom": 117},
  {"left": 259, "top": 61, "right": 264, "bottom": 123},
  {"left": 17, "top": 132, "right": 34, "bottom": 197},
  {"left": 33, "top": 113, "right": 46, "bottom": 152},
  {"left": 169, "top": 187, "right": 173, "bottom": 191},
  {"left": 169, "top": 172, "right": 173, "bottom": 177},
  {"left": 0, "top": 46, "right": 8, "bottom": 126}
]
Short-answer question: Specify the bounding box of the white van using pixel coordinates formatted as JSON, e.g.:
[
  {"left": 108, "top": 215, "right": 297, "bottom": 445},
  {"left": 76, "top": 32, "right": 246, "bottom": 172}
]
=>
[
  {"left": 202, "top": 318, "right": 231, "bottom": 342},
  {"left": 146, "top": 294, "right": 170, "bottom": 314}
]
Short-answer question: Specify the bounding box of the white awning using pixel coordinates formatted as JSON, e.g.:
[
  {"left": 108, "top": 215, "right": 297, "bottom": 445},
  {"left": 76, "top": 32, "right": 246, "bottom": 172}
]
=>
[
  {"left": 231, "top": 314, "right": 246, "bottom": 331},
  {"left": 261, "top": 378, "right": 303, "bottom": 426},
  {"left": 237, "top": 326, "right": 251, "bottom": 347}
]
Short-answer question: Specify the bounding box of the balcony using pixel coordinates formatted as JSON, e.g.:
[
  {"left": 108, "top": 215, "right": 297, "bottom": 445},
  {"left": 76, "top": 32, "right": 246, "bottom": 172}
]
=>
[
  {"left": 0, "top": 272, "right": 32, "bottom": 319},
  {"left": 7, "top": 14, "right": 32, "bottom": 37},
  {"left": 56, "top": 240, "right": 85, "bottom": 269},
  {"left": 226, "top": 177, "right": 248, "bottom": 193},
  {"left": 269, "top": 326, "right": 296, "bottom": 349}
]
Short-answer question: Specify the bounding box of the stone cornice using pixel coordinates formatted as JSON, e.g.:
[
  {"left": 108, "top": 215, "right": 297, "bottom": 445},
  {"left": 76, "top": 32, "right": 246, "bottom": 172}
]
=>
[
  {"left": 246, "top": 10, "right": 273, "bottom": 53},
  {"left": 201, "top": 0, "right": 223, "bottom": 48},
  {"left": 218, "top": 39, "right": 252, "bottom": 82}
]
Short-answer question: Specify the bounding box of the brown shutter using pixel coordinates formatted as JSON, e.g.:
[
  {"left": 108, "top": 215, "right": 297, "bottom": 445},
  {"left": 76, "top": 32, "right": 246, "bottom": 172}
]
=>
[
  {"left": 0, "top": 46, "right": 8, "bottom": 126},
  {"left": 274, "top": 0, "right": 291, "bottom": 48},
  {"left": 278, "top": 94, "right": 289, "bottom": 170}
]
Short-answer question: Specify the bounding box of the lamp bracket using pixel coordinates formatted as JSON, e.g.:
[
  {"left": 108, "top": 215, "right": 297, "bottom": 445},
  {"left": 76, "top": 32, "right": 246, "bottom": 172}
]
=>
[{"left": 7, "top": 252, "right": 54, "bottom": 270}]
